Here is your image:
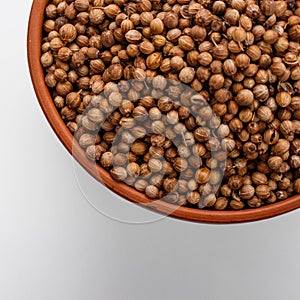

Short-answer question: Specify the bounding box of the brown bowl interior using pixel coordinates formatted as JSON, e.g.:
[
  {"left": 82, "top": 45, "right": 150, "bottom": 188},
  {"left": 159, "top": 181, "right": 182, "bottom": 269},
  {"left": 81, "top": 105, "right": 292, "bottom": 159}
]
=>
[{"left": 27, "top": 0, "right": 300, "bottom": 224}]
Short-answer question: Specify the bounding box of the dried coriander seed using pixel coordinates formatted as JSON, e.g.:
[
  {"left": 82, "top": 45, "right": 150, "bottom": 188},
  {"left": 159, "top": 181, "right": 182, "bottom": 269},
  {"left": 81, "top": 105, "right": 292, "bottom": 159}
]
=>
[
  {"left": 59, "top": 24, "right": 77, "bottom": 43},
  {"left": 41, "top": 0, "right": 300, "bottom": 213},
  {"left": 145, "top": 185, "right": 159, "bottom": 198}
]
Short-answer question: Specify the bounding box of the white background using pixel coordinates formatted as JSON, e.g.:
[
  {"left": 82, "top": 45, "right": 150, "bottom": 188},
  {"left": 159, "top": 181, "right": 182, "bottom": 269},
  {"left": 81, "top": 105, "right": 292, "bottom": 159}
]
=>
[{"left": 1, "top": 1, "right": 300, "bottom": 299}]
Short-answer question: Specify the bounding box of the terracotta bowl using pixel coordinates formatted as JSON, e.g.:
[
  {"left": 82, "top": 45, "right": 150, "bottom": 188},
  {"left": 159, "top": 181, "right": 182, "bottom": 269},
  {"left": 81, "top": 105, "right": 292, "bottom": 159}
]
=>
[{"left": 27, "top": 0, "right": 300, "bottom": 223}]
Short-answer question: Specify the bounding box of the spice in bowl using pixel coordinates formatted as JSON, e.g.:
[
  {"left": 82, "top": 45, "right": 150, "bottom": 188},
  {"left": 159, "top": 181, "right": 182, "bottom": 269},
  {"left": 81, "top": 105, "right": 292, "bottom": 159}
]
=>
[{"left": 41, "top": 0, "right": 300, "bottom": 211}]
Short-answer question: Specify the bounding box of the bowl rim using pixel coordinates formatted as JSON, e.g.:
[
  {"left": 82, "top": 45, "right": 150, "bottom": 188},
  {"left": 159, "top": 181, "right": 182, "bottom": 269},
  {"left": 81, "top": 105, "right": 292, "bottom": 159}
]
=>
[{"left": 27, "top": 0, "right": 300, "bottom": 224}]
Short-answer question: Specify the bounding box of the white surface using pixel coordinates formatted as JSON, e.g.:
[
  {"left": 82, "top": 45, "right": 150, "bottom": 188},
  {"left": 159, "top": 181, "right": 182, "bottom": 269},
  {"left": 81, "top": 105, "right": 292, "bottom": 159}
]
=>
[{"left": 1, "top": 1, "right": 300, "bottom": 299}]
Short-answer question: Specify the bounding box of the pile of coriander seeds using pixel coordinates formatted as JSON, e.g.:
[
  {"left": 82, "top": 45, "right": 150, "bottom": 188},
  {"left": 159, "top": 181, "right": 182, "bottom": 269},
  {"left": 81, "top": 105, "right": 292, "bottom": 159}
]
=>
[{"left": 41, "top": 0, "right": 300, "bottom": 210}]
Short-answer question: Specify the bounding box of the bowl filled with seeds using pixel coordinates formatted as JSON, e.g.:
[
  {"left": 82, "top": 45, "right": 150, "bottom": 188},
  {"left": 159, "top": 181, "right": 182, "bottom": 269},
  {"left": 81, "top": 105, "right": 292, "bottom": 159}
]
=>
[{"left": 28, "top": 0, "right": 300, "bottom": 223}]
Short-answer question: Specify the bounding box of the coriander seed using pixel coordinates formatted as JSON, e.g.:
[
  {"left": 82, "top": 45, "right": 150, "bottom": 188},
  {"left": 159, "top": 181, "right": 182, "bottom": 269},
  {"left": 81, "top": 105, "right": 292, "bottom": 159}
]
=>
[{"left": 41, "top": 0, "right": 300, "bottom": 213}]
